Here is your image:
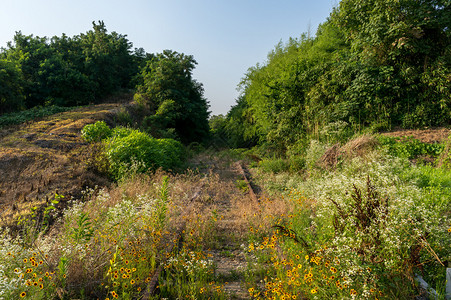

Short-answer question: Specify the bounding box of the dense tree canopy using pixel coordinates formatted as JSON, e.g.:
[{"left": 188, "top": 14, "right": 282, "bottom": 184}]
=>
[
  {"left": 0, "top": 22, "right": 211, "bottom": 145},
  {"left": 0, "top": 59, "right": 24, "bottom": 114},
  {"left": 135, "top": 50, "right": 210, "bottom": 144},
  {"left": 0, "top": 21, "right": 140, "bottom": 111},
  {"left": 226, "top": 0, "right": 450, "bottom": 151}
]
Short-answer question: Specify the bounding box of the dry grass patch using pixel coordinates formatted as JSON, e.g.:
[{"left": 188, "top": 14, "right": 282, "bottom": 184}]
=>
[
  {"left": 0, "top": 102, "right": 134, "bottom": 227},
  {"left": 319, "top": 135, "right": 378, "bottom": 169}
]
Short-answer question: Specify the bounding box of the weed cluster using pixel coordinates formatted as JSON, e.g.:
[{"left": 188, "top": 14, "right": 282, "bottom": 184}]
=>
[
  {"left": 377, "top": 135, "right": 444, "bottom": 160},
  {"left": 0, "top": 171, "right": 230, "bottom": 299},
  {"left": 247, "top": 142, "right": 451, "bottom": 299}
]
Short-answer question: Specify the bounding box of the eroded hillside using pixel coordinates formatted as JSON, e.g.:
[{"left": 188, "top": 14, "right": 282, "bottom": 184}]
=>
[{"left": 0, "top": 101, "right": 130, "bottom": 225}]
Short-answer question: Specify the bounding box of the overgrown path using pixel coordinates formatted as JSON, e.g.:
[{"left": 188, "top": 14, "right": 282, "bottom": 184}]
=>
[{"left": 188, "top": 155, "right": 259, "bottom": 299}]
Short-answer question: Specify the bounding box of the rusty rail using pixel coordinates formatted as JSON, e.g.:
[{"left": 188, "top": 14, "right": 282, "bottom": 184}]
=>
[
  {"left": 143, "top": 163, "right": 257, "bottom": 298},
  {"left": 236, "top": 161, "right": 259, "bottom": 204}
]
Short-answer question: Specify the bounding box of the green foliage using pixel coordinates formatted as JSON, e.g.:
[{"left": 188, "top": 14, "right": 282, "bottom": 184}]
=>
[
  {"left": 155, "top": 176, "right": 169, "bottom": 229},
  {"left": 79, "top": 21, "right": 137, "bottom": 99},
  {"left": 258, "top": 157, "right": 290, "bottom": 174},
  {"left": 16, "top": 194, "right": 60, "bottom": 247},
  {"left": 81, "top": 122, "right": 185, "bottom": 180},
  {"left": 223, "top": 96, "right": 259, "bottom": 148},
  {"left": 81, "top": 120, "right": 112, "bottom": 142},
  {"left": 135, "top": 50, "right": 210, "bottom": 144},
  {"left": 229, "top": 0, "right": 450, "bottom": 151},
  {"left": 111, "top": 126, "right": 135, "bottom": 139},
  {"left": 318, "top": 121, "right": 354, "bottom": 144},
  {"left": 208, "top": 114, "right": 229, "bottom": 148},
  {"left": 249, "top": 148, "right": 451, "bottom": 299},
  {"left": 0, "top": 21, "right": 143, "bottom": 112},
  {"left": 106, "top": 129, "right": 177, "bottom": 179},
  {"left": 0, "top": 59, "right": 24, "bottom": 113},
  {"left": 69, "top": 212, "right": 94, "bottom": 244},
  {"left": 235, "top": 179, "right": 249, "bottom": 193},
  {"left": 0, "top": 105, "right": 71, "bottom": 127},
  {"left": 438, "top": 136, "right": 451, "bottom": 168},
  {"left": 377, "top": 135, "right": 444, "bottom": 159}
]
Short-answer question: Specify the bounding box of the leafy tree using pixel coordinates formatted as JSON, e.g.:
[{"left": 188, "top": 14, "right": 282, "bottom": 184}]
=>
[
  {"left": 78, "top": 21, "right": 136, "bottom": 99},
  {"left": 224, "top": 96, "right": 259, "bottom": 148},
  {"left": 136, "top": 50, "right": 210, "bottom": 144},
  {"left": 231, "top": 0, "right": 450, "bottom": 151},
  {"left": 331, "top": 0, "right": 451, "bottom": 127},
  {"left": 37, "top": 53, "right": 95, "bottom": 106},
  {"left": 1, "top": 32, "right": 53, "bottom": 108},
  {"left": 0, "top": 59, "right": 25, "bottom": 113},
  {"left": 0, "top": 21, "right": 141, "bottom": 112}
]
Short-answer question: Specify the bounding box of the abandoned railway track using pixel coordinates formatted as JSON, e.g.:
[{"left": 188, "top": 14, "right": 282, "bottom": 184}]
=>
[{"left": 142, "top": 161, "right": 261, "bottom": 299}]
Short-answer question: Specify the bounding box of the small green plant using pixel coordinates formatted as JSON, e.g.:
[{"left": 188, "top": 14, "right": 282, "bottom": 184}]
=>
[
  {"left": 81, "top": 120, "right": 112, "bottom": 142},
  {"left": 58, "top": 256, "right": 69, "bottom": 291},
  {"left": 69, "top": 212, "right": 94, "bottom": 243},
  {"left": 236, "top": 179, "right": 249, "bottom": 193},
  {"left": 258, "top": 157, "right": 289, "bottom": 174},
  {"left": 155, "top": 176, "right": 169, "bottom": 229},
  {"left": 16, "top": 193, "right": 60, "bottom": 246}
]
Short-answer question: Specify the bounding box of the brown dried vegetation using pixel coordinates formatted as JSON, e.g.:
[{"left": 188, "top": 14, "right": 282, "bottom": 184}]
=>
[
  {"left": 319, "top": 135, "right": 379, "bottom": 169},
  {"left": 0, "top": 101, "right": 129, "bottom": 226}
]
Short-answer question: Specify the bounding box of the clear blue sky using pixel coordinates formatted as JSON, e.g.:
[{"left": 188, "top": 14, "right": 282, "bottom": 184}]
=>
[{"left": 1, "top": 0, "right": 338, "bottom": 115}]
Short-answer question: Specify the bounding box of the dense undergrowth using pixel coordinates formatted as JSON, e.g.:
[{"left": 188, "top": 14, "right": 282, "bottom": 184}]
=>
[
  {"left": 0, "top": 106, "right": 73, "bottom": 128},
  {"left": 244, "top": 134, "right": 451, "bottom": 299},
  {"left": 0, "top": 111, "right": 449, "bottom": 299},
  {"left": 0, "top": 171, "right": 228, "bottom": 299}
]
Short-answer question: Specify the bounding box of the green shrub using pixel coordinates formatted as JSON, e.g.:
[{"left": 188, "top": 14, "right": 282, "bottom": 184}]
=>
[
  {"left": 81, "top": 121, "right": 112, "bottom": 142},
  {"left": 110, "top": 126, "right": 135, "bottom": 139},
  {"left": 377, "top": 135, "right": 444, "bottom": 160},
  {"left": 105, "top": 129, "right": 184, "bottom": 179},
  {"left": 258, "top": 157, "right": 289, "bottom": 174},
  {"left": 81, "top": 123, "right": 185, "bottom": 180},
  {"left": 288, "top": 156, "right": 306, "bottom": 173},
  {"left": 437, "top": 135, "right": 451, "bottom": 169},
  {"left": 318, "top": 121, "right": 353, "bottom": 144},
  {"left": 305, "top": 140, "right": 328, "bottom": 172}
]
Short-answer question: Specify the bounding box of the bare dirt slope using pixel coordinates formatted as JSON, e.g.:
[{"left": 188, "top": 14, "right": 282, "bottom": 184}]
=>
[{"left": 0, "top": 101, "right": 129, "bottom": 225}]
